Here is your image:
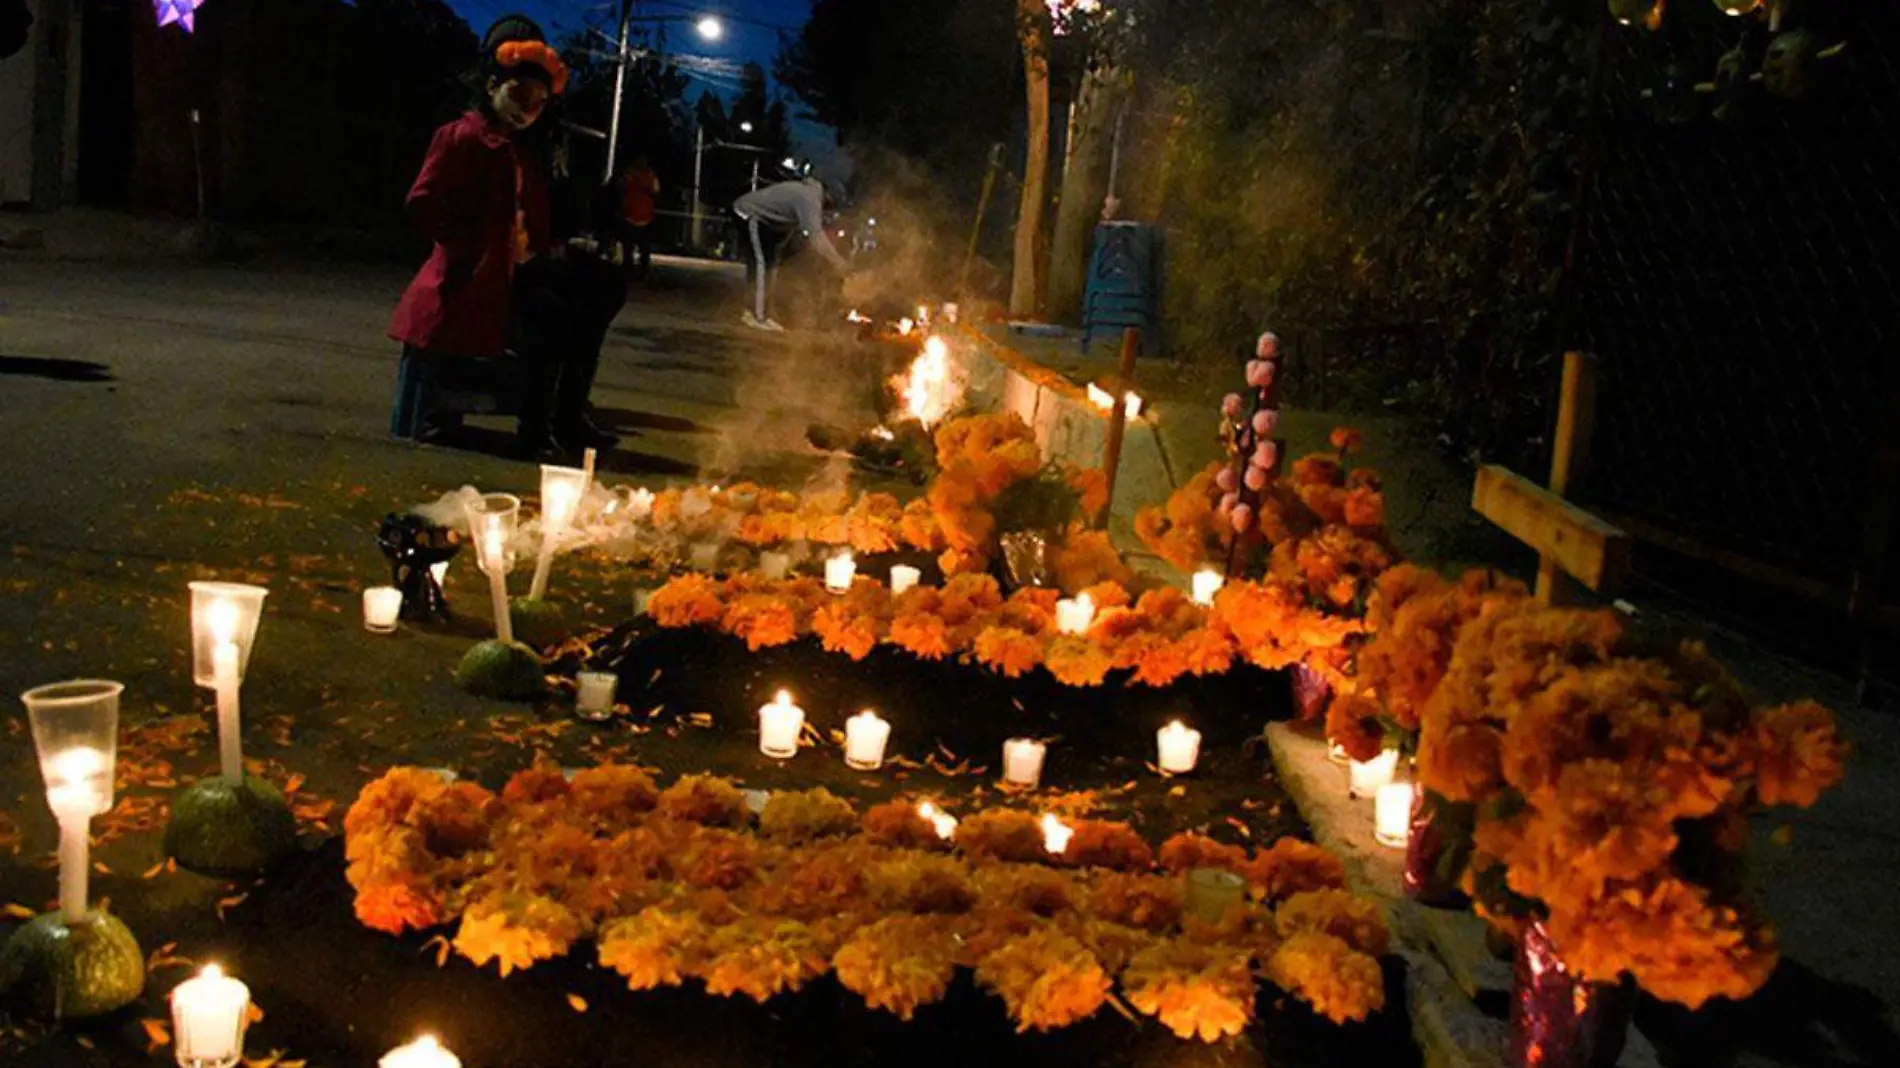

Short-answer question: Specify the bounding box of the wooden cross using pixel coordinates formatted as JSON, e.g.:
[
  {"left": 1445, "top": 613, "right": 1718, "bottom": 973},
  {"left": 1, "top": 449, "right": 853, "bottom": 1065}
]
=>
[{"left": 1471, "top": 352, "right": 1632, "bottom": 606}]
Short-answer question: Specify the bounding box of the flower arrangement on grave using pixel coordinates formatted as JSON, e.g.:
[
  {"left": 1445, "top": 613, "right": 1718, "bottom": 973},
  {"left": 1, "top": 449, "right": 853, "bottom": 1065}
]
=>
[
  {"left": 1352, "top": 572, "right": 1849, "bottom": 1009},
  {"left": 344, "top": 763, "right": 1390, "bottom": 1034},
  {"left": 644, "top": 571, "right": 1364, "bottom": 690}
]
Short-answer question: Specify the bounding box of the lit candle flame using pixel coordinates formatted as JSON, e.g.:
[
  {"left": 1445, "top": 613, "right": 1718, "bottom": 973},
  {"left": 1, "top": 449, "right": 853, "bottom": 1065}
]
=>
[
  {"left": 206, "top": 598, "right": 240, "bottom": 645},
  {"left": 1040, "top": 813, "right": 1073, "bottom": 855},
  {"left": 902, "top": 336, "right": 955, "bottom": 427},
  {"left": 774, "top": 690, "right": 793, "bottom": 708}
]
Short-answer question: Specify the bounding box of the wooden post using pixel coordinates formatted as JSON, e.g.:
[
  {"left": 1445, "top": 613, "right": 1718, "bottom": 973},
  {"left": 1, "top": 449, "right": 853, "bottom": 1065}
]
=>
[
  {"left": 1097, "top": 327, "right": 1140, "bottom": 527},
  {"left": 1538, "top": 352, "right": 1599, "bottom": 604},
  {"left": 1472, "top": 351, "right": 1628, "bottom": 607},
  {"left": 958, "top": 144, "right": 1005, "bottom": 301}
]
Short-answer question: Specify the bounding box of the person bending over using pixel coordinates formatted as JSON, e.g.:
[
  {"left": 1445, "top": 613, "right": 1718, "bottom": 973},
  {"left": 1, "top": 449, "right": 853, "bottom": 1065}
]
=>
[
  {"left": 732, "top": 166, "right": 849, "bottom": 332},
  {"left": 389, "top": 14, "right": 623, "bottom": 461}
]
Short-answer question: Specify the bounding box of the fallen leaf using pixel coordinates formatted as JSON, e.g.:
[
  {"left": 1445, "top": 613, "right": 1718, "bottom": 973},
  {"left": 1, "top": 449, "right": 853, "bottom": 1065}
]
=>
[
  {"left": 567, "top": 993, "right": 589, "bottom": 1013},
  {"left": 141, "top": 1018, "right": 172, "bottom": 1052},
  {"left": 3, "top": 903, "right": 35, "bottom": 920},
  {"left": 216, "top": 893, "right": 249, "bottom": 920},
  {"left": 140, "top": 861, "right": 167, "bottom": 879}
]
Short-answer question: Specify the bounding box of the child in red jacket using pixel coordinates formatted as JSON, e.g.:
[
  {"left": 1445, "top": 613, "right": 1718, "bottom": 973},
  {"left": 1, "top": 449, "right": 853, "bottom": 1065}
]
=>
[{"left": 390, "top": 15, "right": 624, "bottom": 460}]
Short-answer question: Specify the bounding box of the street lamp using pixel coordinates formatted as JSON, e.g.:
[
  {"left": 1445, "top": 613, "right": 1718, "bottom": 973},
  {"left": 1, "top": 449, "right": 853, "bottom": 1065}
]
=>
[
  {"left": 605, "top": 7, "right": 726, "bottom": 182},
  {"left": 739, "top": 121, "right": 755, "bottom": 134}
]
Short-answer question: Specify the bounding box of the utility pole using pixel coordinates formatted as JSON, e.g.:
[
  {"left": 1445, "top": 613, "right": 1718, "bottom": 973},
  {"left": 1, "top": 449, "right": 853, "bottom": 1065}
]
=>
[
  {"left": 690, "top": 124, "right": 706, "bottom": 249},
  {"left": 604, "top": 0, "right": 633, "bottom": 184}
]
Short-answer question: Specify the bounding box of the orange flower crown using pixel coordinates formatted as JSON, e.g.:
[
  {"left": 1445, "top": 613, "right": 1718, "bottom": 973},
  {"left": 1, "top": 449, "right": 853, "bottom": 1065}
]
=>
[{"left": 496, "top": 39, "right": 569, "bottom": 95}]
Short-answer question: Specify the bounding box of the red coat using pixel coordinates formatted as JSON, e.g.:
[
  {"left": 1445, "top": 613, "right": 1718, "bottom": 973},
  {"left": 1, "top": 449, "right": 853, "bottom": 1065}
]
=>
[{"left": 389, "top": 111, "right": 552, "bottom": 358}]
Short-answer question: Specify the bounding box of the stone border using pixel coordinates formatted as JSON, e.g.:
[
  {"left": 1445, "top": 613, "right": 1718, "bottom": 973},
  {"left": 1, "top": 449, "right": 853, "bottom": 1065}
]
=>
[{"left": 1266, "top": 723, "right": 1661, "bottom": 1068}]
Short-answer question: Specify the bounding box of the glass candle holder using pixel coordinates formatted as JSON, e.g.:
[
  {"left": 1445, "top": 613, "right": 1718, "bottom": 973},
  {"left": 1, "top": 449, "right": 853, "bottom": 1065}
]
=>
[
  {"left": 576, "top": 672, "right": 618, "bottom": 722},
  {"left": 889, "top": 565, "right": 921, "bottom": 595},
  {"left": 188, "top": 583, "right": 268, "bottom": 688},
  {"left": 1156, "top": 721, "right": 1202, "bottom": 775},
  {"left": 171, "top": 964, "right": 251, "bottom": 1068},
  {"left": 362, "top": 587, "right": 403, "bottom": 633},
  {"left": 825, "top": 553, "right": 856, "bottom": 593},
  {"left": 844, "top": 710, "right": 891, "bottom": 771},
  {"left": 1002, "top": 737, "right": 1046, "bottom": 788},
  {"left": 759, "top": 691, "right": 805, "bottom": 759},
  {"left": 464, "top": 494, "right": 522, "bottom": 577}
]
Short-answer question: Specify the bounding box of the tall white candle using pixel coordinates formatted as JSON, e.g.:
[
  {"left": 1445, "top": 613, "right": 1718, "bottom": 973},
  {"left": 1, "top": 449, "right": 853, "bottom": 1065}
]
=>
[
  {"left": 1349, "top": 748, "right": 1400, "bottom": 798},
  {"left": 1375, "top": 782, "right": 1414, "bottom": 848},
  {"left": 1002, "top": 737, "right": 1046, "bottom": 788},
  {"left": 381, "top": 1035, "right": 461, "bottom": 1068},
  {"left": 1156, "top": 721, "right": 1202, "bottom": 775},
  {"left": 1055, "top": 593, "right": 1095, "bottom": 636},
  {"left": 825, "top": 553, "right": 857, "bottom": 594},
  {"left": 1039, "top": 813, "right": 1074, "bottom": 856},
  {"left": 759, "top": 690, "right": 805, "bottom": 759},
  {"left": 212, "top": 639, "right": 243, "bottom": 784},
  {"left": 531, "top": 466, "right": 588, "bottom": 600},
  {"left": 889, "top": 565, "right": 921, "bottom": 595},
  {"left": 759, "top": 551, "right": 792, "bottom": 581},
  {"left": 363, "top": 587, "right": 403, "bottom": 633},
  {"left": 844, "top": 710, "right": 891, "bottom": 771},
  {"left": 52, "top": 802, "right": 90, "bottom": 923},
  {"left": 576, "top": 672, "right": 618, "bottom": 721},
  {"left": 171, "top": 964, "right": 251, "bottom": 1068},
  {"left": 482, "top": 529, "right": 513, "bottom": 644},
  {"left": 1191, "top": 568, "right": 1224, "bottom": 607}
]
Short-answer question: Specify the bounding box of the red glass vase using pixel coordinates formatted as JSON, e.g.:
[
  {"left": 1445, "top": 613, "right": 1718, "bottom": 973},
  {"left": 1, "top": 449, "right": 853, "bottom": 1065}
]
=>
[
  {"left": 1402, "top": 787, "right": 1470, "bottom": 906},
  {"left": 1509, "top": 920, "right": 1633, "bottom": 1068}
]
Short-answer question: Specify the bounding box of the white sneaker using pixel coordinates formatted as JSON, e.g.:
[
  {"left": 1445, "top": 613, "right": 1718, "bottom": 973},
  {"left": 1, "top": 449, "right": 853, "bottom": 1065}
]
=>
[
  {"left": 741, "top": 311, "right": 771, "bottom": 331},
  {"left": 761, "top": 318, "right": 787, "bottom": 333}
]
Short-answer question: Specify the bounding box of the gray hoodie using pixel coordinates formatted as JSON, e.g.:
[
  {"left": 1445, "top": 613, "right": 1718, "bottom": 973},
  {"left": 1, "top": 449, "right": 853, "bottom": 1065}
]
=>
[{"left": 734, "top": 178, "right": 848, "bottom": 270}]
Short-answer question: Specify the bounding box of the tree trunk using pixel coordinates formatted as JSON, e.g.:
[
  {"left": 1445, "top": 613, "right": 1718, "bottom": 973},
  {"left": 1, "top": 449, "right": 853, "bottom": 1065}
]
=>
[
  {"left": 1010, "top": 0, "right": 1051, "bottom": 320},
  {"left": 1045, "top": 61, "right": 1124, "bottom": 324}
]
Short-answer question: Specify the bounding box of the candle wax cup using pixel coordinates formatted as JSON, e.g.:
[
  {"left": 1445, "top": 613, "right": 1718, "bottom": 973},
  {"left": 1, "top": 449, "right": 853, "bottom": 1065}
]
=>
[
  {"left": 363, "top": 588, "right": 403, "bottom": 633},
  {"left": 381, "top": 1036, "right": 462, "bottom": 1068},
  {"left": 1375, "top": 783, "right": 1414, "bottom": 848},
  {"left": 825, "top": 555, "right": 857, "bottom": 592},
  {"left": 1191, "top": 569, "right": 1224, "bottom": 606},
  {"left": 889, "top": 565, "right": 921, "bottom": 595},
  {"left": 172, "top": 965, "right": 251, "bottom": 1067},
  {"left": 759, "top": 693, "right": 805, "bottom": 759},
  {"left": 844, "top": 711, "right": 891, "bottom": 770},
  {"left": 1156, "top": 722, "right": 1202, "bottom": 775},
  {"left": 576, "top": 672, "right": 618, "bottom": 717},
  {"left": 1349, "top": 748, "right": 1400, "bottom": 797},
  {"left": 1002, "top": 738, "right": 1046, "bottom": 787}
]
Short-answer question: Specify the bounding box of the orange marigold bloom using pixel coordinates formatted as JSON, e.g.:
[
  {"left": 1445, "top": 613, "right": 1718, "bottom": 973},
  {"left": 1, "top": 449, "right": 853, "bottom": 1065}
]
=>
[
  {"left": 721, "top": 593, "right": 801, "bottom": 651},
  {"left": 1044, "top": 635, "right": 1113, "bottom": 687},
  {"left": 649, "top": 573, "right": 725, "bottom": 628},
  {"left": 1122, "top": 939, "right": 1256, "bottom": 1042},
  {"left": 1329, "top": 426, "right": 1364, "bottom": 455},
  {"left": 1266, "top": 931, "right": 1386, "bottom": 1024},
  {"left": 890, "top": 610, "right": 953, "bottom": 660},
  {"left": 1052, "top": 531, "right": 1134, "bottom": 593},
  {"left": 1325, "top": 693, "right": 1387, "bottom": 763},
  {"left": 1343, "top": 486, "right": 1385, "bottom": 528},
  {"left": 1068, "top": 467, "right": 1110, "bottom": 520},
  {"left": 1158, "top": 833, "right": 1248, "bottom": 876},
  {"left": 860, "top": 799, "right": 942, "bottom": 850},
  {"left": 973, "top": 626, "right": 1045, "bottom": 678},
  {"left": 657, "top": 774, "right": 749, "bottom": 828},
  {"left": 1417, "top": 722, "right": 1505, "bottom": 803},
  {"left": 1246, "top": 838, "right": 1347, "bottom": 903},
  {"left": 1061, "top": 820, "right": 1155, "bottom": 872},
  {"left": 453, "top": 891, "right": 590, "bottom": 977},
  {"left": 1088, "top": 873, "right": 1184, "bottom": 931},
  {"left": 834, "top": 916, "right": 958, "bottom": 1020},
  {"left": 1753, "top": 700, "right": 1847, "bottom": 809},
  {"left": 354, "top": 880, "right": 446, "bottom": 935},
  {"left": 954, "top": 809, "right": 1048, "bottom": 864},
  {"left": 1274, "top": 889, "right": 1390, "bottom": 956},
  {"left": 974, "top": 926, "right": 1111, "bottom": 1032},
  {"left": 598, "top": 906, "right": 710, "bottom": 990}
]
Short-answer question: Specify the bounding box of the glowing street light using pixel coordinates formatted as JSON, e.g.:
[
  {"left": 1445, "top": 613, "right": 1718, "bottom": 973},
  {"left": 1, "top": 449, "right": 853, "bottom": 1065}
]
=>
[{"left": 695, "top": 15, "right": 725, "bottom": 41}]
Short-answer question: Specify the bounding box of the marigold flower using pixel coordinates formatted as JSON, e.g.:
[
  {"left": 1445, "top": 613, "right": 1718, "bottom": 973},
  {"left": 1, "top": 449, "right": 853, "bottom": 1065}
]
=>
[
  {"left": 1753, "top": 700, "right": 1846, "bottom": 808},
  {"left": 973, "top": 625, "right": 1045, "bottom": 678},
  {"left": 1275, "top": 889, "right": 1389, "bottom": 956},
  {"left": 1245, "top": 838, "right": 1347, "bottom": 903},
  {"left": 955, "top": 809, "right": 1048, "bottom": 864},
  {"left": 700, "top": 918, "right": 829, "bottom": 1002},
  {"left": 974, "top": 926, "right": 1112, "bottom": 1032},
  {"left": 598, "top": 907, "right": 711, "bottom": 990},
  {"left": 1122, "top": 939, "right": 1256, "bottom": 1042},
  {"left": 657, "top": 774, "right": 749, "bottom": 828},
  {"left": 1266, "top": 931, "right": 1385, "bottom": 1024},
  {"left": 1044, "top": 635, "right": 1113, "bottom": 687},
  {"left": 453, "top": 891, "right": 589, "bottom": 977},
  {"left": 760, "top": 788, "right": 860, "bottom": 844},
  {"left": 649, "top": 573, "right": 725, "bottom": 628},
  {"left": 834, "top": 916, "right": 958, "bottom": 1019},
  {"left": 1158, "top": 833, "right": 1248, "bottom": 876}
]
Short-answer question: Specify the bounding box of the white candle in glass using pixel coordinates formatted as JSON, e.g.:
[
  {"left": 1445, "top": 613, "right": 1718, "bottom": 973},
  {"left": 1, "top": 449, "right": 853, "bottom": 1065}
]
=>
[
  {"left": 380, "top": 1035, "right": 461, "bottom": 1068},
  {"left": 1348, "top": 748, "right": 1400, "bottom": 798},
  {"left": 362, "top": 587, "right": 403, "bottom": 634},
  {"left": 889, "top": 565, "right": 921, "bottom": 595},
  {"left": 759, "top": 690, "right": 805, "bottom": 759},
  {"left": 759, "top": 551, "right": 792, "bottom": 581},
  {"left": 1156, "top": 721, "right": 1202, "bottom": 775},
  {"left": 1055, "top": 593, "right": 1095, "bottom": 635},
  {"left": 171, "top": 964, "right": 251, "bottom": 1068},
  {"left": 481, "top": 528, "right": 513, "bottom": 644},
  {"left": 1039, "top": 813, "right": 1074, "bottom": 856},
  {"left": 844, "top": 710, "right": 891, "bottom": 771},
  {"left": 1002, "top": 737, "right": 1046, "bottom": 788},
  {"left": 825, "top": 553, "right": 857, "bottom": 593},
  {"left": 531, "top": 465, "right": 589, "bottom": 600},
  {"left": 1191, "top": 568, "right": 1224, "bottom": 607},
  {"left": 207, "top": 599, "right": 245, "bottom": 783},
  {"left": 576, "top": 672, "right": 617, "bottom": 720},
  {"left": 1375, "top": 782, "right": 1414, "bottom": 848}
]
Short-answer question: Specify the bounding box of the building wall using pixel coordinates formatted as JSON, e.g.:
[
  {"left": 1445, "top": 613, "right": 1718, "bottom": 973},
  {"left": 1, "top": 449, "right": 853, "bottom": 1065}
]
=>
[{"left": 0, "top": 0, "right": 79, "bottom": 207}]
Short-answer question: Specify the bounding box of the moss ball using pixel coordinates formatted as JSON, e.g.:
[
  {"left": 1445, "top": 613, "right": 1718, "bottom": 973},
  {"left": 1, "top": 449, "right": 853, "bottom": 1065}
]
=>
[
  {"left": 509, "top": 597, "right": 572, "bottom": 649},
  {"left": 455, "top": 639, "right": 545, "bottom": 700},
  {"left": 165, "top": 776, "right": 300, "bottom": 876},
  {"left": 0, "top": 910, "right": 144, "bottom": 1019}
]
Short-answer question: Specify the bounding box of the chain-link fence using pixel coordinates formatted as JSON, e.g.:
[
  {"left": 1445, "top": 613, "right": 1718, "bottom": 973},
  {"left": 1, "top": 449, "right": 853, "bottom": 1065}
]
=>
[{"left": 1561, "top": 1, "right": 1900, "bottom": 620}]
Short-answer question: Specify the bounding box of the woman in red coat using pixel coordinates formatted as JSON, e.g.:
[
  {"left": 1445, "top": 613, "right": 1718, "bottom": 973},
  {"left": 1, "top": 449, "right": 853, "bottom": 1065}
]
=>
[{"left": 390, "top": 15, "right": 623, "bottom": 460}]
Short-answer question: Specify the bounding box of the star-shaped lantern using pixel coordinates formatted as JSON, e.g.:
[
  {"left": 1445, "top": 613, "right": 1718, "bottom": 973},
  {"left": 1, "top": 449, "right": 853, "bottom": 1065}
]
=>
[{"left": 155, "top": 0, "right": 203, "bottom": 32}]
